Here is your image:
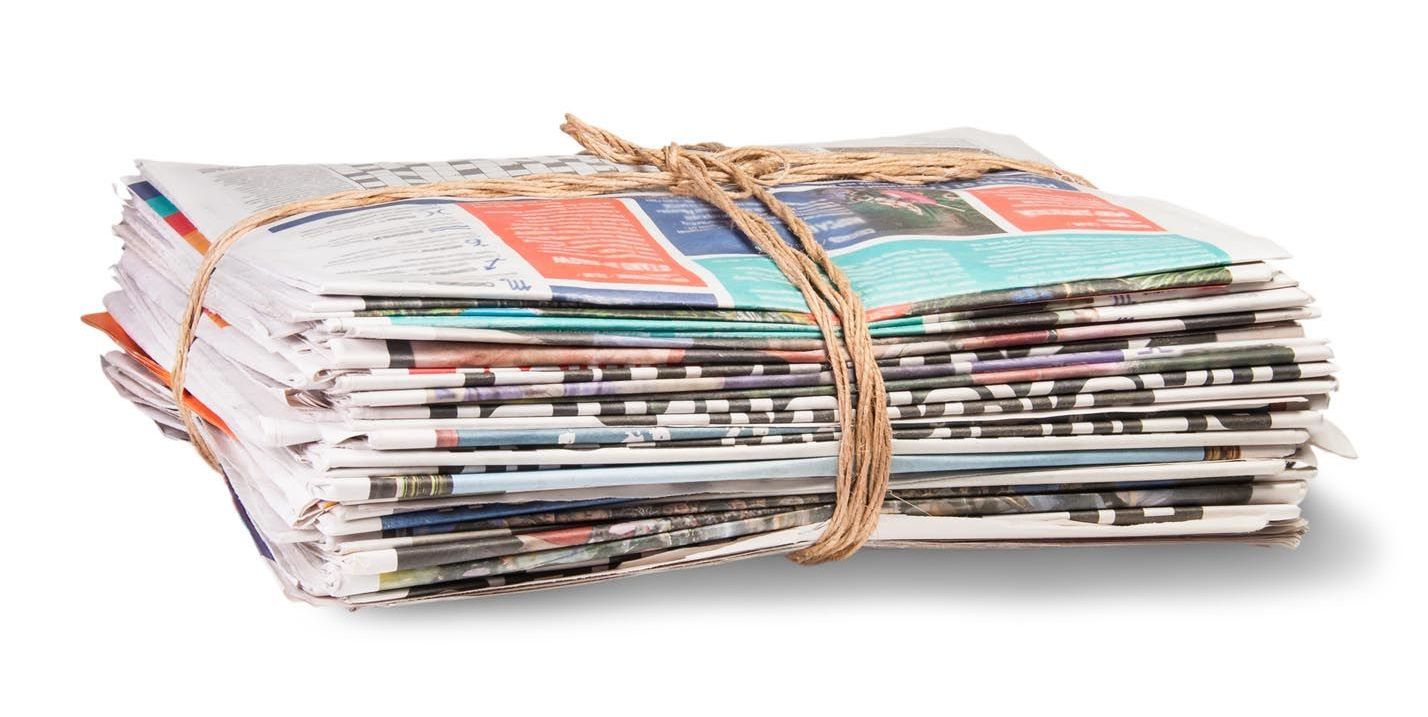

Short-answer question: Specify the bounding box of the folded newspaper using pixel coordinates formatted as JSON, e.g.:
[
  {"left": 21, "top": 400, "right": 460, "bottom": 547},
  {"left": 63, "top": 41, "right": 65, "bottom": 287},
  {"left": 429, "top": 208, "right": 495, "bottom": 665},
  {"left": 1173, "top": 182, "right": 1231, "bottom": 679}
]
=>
[{"left": 86, "top": 122, "right": 1352, "bottom": 606}]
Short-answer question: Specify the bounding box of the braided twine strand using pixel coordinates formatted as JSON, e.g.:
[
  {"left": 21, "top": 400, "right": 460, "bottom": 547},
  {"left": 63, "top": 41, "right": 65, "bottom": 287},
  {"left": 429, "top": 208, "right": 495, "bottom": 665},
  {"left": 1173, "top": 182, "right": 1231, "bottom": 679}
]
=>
[{"left": 171, "top": 115, "right": 1090, "bottom": 564}]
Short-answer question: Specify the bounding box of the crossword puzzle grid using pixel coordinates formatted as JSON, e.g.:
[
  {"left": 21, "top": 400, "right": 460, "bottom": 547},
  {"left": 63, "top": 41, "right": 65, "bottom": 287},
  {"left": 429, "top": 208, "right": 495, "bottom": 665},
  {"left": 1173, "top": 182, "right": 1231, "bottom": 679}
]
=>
[{"left": 325, "top": 155, "right": 656, "bottom": 189}]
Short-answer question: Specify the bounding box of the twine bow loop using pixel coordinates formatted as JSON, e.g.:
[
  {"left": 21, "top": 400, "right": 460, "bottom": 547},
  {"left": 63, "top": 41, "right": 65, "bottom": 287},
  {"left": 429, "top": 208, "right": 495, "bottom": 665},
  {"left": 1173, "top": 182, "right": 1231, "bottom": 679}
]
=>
[{"left": 563, "top": 114, "right": 793, "bottom": 198}]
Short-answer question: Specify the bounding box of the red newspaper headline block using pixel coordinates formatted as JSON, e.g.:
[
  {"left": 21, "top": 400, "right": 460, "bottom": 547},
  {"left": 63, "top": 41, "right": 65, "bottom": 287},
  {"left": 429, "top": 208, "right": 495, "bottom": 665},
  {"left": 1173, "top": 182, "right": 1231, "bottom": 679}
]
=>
[
  {"left": 460, "top": 198, "right": 708, "bottom": 288},
  {"left": 970, "top": 186, "right": 1163, "bottom": 233}
]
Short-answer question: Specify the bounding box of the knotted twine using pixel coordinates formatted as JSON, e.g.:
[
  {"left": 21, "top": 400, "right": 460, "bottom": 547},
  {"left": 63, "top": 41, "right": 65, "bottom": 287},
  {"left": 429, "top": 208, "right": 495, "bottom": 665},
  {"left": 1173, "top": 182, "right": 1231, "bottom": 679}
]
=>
[{"left": 172, "top": 115, "right": 1090, "bottom": 564}]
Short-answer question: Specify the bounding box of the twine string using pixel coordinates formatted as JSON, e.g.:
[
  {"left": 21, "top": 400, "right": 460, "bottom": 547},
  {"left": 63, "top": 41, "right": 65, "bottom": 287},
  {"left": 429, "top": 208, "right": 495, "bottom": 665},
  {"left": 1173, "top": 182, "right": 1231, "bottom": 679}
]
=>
[{"left": 171, "top": 115, "right": 1088, "bottom": 563}]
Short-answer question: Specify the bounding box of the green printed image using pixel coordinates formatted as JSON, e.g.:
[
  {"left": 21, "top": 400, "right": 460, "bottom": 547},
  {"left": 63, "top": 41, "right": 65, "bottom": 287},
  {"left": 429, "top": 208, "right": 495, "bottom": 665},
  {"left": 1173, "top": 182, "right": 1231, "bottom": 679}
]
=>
[{"left": 830, "top": 186, "right": 1004, "bottom": 236}]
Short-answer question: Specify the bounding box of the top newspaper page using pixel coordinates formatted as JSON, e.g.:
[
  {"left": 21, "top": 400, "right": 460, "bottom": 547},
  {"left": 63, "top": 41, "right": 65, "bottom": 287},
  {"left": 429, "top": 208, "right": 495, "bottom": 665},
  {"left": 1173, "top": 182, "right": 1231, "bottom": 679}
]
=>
[{"left": 135, "top": 128, "right": 1287, "bottom": 319}]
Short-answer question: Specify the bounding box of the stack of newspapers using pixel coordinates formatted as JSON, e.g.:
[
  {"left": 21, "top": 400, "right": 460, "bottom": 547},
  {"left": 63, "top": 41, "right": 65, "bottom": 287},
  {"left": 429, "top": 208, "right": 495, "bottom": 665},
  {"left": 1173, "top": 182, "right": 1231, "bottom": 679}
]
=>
[{"left": 88, "top": 128, "right": 1351, "bottom": 606}]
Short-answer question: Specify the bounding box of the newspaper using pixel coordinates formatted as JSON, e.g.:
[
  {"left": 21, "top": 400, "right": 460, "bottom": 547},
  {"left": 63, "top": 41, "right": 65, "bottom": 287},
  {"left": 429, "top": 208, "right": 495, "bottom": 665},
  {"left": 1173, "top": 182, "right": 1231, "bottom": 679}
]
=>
[{"left": 86, "top": 125, "right": 1349, "bottom": 606}]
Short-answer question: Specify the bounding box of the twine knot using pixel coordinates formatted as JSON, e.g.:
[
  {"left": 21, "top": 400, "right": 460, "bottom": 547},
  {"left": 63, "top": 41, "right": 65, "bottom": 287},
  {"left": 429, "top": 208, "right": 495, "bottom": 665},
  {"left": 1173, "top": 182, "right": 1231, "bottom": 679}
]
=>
[{"left": 562, "top": 115, "right": 791, "bottom": 199}]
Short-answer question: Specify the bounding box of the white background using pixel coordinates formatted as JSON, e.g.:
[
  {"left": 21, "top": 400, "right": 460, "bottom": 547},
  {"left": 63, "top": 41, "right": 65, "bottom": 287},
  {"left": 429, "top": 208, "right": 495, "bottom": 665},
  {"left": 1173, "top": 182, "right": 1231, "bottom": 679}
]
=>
[{"left": 6, "top": 2, "right": 1423, "bottom": 713}]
